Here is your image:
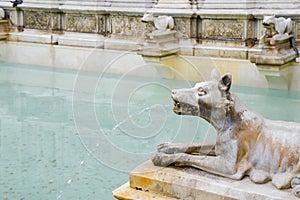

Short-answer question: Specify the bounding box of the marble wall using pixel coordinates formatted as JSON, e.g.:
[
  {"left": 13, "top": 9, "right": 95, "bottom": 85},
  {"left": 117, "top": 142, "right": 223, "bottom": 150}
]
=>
[{"left": 0, "top": 0, "right": 300, "bottom": 58}]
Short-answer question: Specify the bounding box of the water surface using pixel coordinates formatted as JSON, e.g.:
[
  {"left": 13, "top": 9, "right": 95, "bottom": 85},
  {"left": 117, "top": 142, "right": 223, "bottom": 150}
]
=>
[{"left": 0, "top": 62, "right": 299, "bottom": 199}]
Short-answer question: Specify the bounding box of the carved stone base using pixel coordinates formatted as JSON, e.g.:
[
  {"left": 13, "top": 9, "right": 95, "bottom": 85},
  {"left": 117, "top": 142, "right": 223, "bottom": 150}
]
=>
[
  {"left": 250, "top": 36, "right": 296, "bottom": 65},
  {"left": 113, "top": 160, "right": 298, "bottom": 200},
  {"left": 139, "top": 30, "right": 179, "bottom": 57}
]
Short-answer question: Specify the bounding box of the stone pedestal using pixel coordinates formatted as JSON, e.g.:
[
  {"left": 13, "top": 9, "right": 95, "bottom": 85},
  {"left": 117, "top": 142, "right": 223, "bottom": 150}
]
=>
[
  {"left": 250, "top": 36, "right": 296, "bottom": 65},
  {"left": 139, "top": 30, "right": 179, "bottom": 57},
  {"left": 113, "top": 160, "right": 298, "bottom": 200}
]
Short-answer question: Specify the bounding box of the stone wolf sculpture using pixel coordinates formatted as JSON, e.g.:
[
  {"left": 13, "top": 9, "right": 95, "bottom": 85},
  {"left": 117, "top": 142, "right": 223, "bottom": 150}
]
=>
[
  {"left": 152, "top": 69, "right": 300, "bottom": 197},
  {"left": 141, "top": 13, "right": 174, "bottom": 31},
  {"left": 261, "top": 15, "right": 293, "bottom": 45}
]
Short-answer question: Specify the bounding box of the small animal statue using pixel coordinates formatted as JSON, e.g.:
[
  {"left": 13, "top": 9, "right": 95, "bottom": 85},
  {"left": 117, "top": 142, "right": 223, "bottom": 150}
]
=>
[
  {"left": 261, "top": 15, "right": 293, "bottom": 45},
  {"left": 141, "top": 13, "right": 174, "bottom": 31},
  {"left": 10, "top": 0, "right": 23, "bottom": 8},
  {"left": 0, "top": 8, "right": 5, "bottom": 20},
  {"left": 152, "top": 69, "right": 300, "bottom": 198}
]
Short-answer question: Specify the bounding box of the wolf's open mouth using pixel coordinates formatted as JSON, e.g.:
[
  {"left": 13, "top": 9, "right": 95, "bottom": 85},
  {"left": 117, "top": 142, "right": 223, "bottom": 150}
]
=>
[
  {"left": 262, "top": 23, "right": 271, "bottom": 26},
  {"left": 172, "top": 96, "right": 181, "bottom": 114},
  {"left": 173, "top": 99, "right": 180, "bottom": 108},
  {"left": 172, "top": 95, "right": 198, "bottom": 116}
]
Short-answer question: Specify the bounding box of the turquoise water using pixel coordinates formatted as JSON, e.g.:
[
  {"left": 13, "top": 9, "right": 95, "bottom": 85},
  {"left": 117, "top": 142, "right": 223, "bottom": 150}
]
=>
[{"left": 0, "top": 62, "right": 300, "bottom": 199}]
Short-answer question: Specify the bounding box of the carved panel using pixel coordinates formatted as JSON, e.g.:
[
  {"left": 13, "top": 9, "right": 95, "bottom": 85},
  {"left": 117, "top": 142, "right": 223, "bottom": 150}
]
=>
[
  {"left": 174, "top": 18, "right": 192, "bottom": 38},
  {"left": 65, "top": 14, "right": 99, "bottom": 33},
  {"left": 24, "top": 11, "right": 60, "bottom": 30},
  {"left": 110, "top": 15, "right": 147, "bottom": 38},
  {"left": 203, "top": 20, "right": 244, "bottom": 40}
]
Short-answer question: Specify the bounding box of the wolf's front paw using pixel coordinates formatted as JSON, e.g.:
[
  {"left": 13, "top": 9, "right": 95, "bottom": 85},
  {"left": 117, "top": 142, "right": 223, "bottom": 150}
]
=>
[
  {"left": 151, "top": 152, "right": 176, "bottom": 167},
  {"left": 157, "top": 142, "right": 182, "bottom": 154}
]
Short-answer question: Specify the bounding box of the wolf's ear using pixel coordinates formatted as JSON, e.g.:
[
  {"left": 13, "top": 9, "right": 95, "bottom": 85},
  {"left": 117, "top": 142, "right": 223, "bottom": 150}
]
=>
[
  {"left": 218, "top": 73, "right": 232, "bottom": 92},
  {"left": 210, "top": 68, "right": 220, "bottom": 81}
]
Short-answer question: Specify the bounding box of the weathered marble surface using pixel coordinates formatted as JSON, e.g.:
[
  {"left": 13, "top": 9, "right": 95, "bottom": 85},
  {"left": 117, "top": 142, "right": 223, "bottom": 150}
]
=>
[
  {"left": 1, "top": 0, "right": 300, "bottom": 60},
  {"left": 113, "top": 160, "right": 299, "bottom": 200}
]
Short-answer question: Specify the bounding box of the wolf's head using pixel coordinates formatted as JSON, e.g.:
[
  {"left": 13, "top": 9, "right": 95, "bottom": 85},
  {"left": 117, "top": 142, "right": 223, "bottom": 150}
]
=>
[
  {"left": 141, "top": 13, "right": 154, "bottom": 23},
  {"left": 171, "top": 69, "right": 233, "bottom": 125},
  {"left": 263, "top": 15, "right": 276, "bottom": 26}
]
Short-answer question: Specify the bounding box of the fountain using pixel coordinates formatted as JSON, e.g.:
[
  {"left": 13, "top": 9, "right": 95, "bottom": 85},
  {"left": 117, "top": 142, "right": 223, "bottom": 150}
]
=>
[
  {"left": 0, "top": 1, "right": 299, "bottom": 90},
  {"left": 0, "top": 1, "right": 299, "bottom": 200}
]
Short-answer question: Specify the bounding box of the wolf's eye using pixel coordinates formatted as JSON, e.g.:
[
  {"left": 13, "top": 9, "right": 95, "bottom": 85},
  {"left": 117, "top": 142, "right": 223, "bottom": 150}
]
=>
[{"left": 198, "top": 88, "right": 206, "bottom": 96}]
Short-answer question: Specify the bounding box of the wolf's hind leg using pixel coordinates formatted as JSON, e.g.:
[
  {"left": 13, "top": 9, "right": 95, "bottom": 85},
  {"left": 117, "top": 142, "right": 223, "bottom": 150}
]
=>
[{"left": 292, "top": 174, "right": 300, "bottom": 198}]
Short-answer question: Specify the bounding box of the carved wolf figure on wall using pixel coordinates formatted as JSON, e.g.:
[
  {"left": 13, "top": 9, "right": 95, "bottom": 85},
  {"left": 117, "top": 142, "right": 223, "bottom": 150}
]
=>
[
  {"left": 261, "top": 15, "right": 293, "bottom": 45},
  {"left": 141, "top": 13, "right": 174, "bottom": 31},
  {"left": 152, "top": 69, "right": 300, "bottom": 197}
]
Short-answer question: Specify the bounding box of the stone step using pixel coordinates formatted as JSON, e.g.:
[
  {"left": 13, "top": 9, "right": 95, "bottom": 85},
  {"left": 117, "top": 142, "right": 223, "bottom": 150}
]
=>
[{"left": 115, "top": 160, "right": 299, "bottom": 200}]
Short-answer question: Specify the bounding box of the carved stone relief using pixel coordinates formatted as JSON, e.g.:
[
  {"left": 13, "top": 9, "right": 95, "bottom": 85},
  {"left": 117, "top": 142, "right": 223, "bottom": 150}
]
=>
[
  {"left": 174, "top": 18, "right": 191, "bottom": 38},
  {"left": 110, "top": 15, "right": 148, "bottom": 38},
  {"left": 24, "top": 11, "right": 60, "bottom": 30},
  {"left": 65, "top": 14, "right": 99, "bottom": 33},
  {"left": 203, "top": 20, "right": 244, "bottom": 40}
]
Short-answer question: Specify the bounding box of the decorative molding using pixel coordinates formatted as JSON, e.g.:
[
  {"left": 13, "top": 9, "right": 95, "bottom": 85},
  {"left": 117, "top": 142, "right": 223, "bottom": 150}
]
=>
[{"left": 155, "top": 0, "right": 192, "bottom": 9}]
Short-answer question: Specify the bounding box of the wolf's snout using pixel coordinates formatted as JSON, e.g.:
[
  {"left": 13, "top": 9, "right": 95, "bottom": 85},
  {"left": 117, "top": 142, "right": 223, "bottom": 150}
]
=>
[{"left": 171, "top": 90, "right": 178, "bottom": 101}]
